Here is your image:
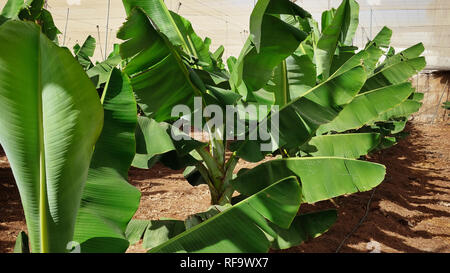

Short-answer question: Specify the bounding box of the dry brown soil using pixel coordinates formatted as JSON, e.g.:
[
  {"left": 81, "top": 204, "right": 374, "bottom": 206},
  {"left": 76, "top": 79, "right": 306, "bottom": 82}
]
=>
[{"left": 1, "top": 122, "right": 449, "bottom": 253}]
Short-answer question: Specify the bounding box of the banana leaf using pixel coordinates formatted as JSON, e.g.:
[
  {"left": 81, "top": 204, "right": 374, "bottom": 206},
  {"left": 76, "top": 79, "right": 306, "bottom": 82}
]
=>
[
  {"left": 14, "top": 231, "right": 30, "bottom": 253},
  {"left": 315, "top": 0, "right": 359, "bottom": 80},
  {"left": 86, "top": 54, "right": 122, "bottom": 88},
  {"left": 317, "top": 82, "right": 415, "bottom": 134},
  {"left": 148, "top": 176, "right": 302, "bottom": 253},
  {"left": 263, "top": 53, "right": 316, "bottom": 107},
  {"left": 375, "top": 100, "right": 422, "bottom": 121},
  {"left": 118, "top": 7, "right": 208, "bottom": 122},
  {"left": 72, "top": 68, "right": 141, "bottom": 253},
  {"left": 122, "top": 0, "right": 212, "bottom": 66},
  {"left": 306, "top": 133, "right": 381, "bottom": 158},
  {"left": 233, "top": 65, "right": 366, "bottom": 162},
  {"left": 132, "top": 115, "right": 206, "bottom": 170},
  {"left": 270, "top": 210, "right": 337, "bottom": 250},
  {"left": 0, "top": 21, "right": 104, "bottom": 252},
  {"left": 73, "top": 35, "right": 96, "bottom": 70},
  {"left": 231, "top": 0, "right": 310, "bottom": 99},
  {"left": 361, "top": 43, "right": 426, "bottom": 92},
  {"left": 125, "top": 219, "right": 150, "bottom": 246},
  {"left": 233, "top": 157, "right": 385, "bottom": 204}
]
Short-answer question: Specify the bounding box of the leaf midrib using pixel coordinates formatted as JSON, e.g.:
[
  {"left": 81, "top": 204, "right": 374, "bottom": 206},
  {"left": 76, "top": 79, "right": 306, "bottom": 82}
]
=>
[{"left": 37, "top": 31, "right": 49, "bottom": 253}]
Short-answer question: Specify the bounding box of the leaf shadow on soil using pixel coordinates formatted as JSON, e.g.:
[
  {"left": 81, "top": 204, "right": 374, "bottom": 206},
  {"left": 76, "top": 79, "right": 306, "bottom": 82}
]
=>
[{"left": 278, "top": 123, "right": 450, "bottom": 253}]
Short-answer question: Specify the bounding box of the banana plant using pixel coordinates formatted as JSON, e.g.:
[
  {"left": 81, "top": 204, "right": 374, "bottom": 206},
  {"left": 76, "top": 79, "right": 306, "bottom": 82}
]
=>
[
  {"left": 118, "top": 0, "right": 387, "bottom": 252},
  {"left": 1, "top": 0, "right": 423, "bottom": 254},
  {"left": 0, "top": 19, "right": 141, "bottom": 253},
  {"left": 309, "top": 12, "right": 425, "bottom": 151},
  {"left": 258, "top": 0, "right": 425, "bottom": 157}
]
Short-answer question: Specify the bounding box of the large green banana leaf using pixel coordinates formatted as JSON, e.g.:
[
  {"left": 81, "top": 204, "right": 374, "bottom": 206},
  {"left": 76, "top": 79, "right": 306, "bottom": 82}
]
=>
[
  {"left": 122, "top": 0, "right": 212, "bottom": 66},
  {"left": 132, "top": 115, "right": 206, "bottom": 169},
  {"left": 125, "top": 219, "right": 151, "bottom": 246},
  {"left": 315, "top": 0, "right": 359, "bottom": 80},
  {"left": 262, "top": 52, "right": 316, "bottom": 107},
  {"left": 169, "top": 11, "right": 213, "bottom": 69},
  {"left": 86, "top": 54, "right": 122, "bottom": 88},
  {"left": 306, "top": 133, "right": 381, "bottom": 158},
  {"left": 72, "top": 68, "right": 141, "bottom": 253},
  {"left": 233, "top": 65, "right": 366, "bottom": 162},
  {"left": 118, "top": 7, "right": 206, "bottom": 122},
  {"left": 313, "top": 26, "right": 422, "bottom": 135},
  {"left": 73, "top": 35, "right": 96, "bottom": 70},
  {"left": 361, "top": 27, "right": 392, "bottom": 74},
  {"left": 122, "top": 0, "right": 184, "bottom": 47},
  {"left": 250, "top": 0, "right": 310, "bottom": 53},
  {"left": 320, "top": 8, "right": 335, "bottom": 34},
  {"left": 233, "top": 16, "right": 379, "bottom": 161},
  {"left": 125, "top": 206, "right": 227, "bottom": 250},
  {"left": 329, "top": 27, "right": 392, "bottom": 77},
  {"left": 375, "top": 100, "right": 422, "bottom": 121},
  {"left": 127, "top": 208, "right": 336, "bottom": 252},
  {"left": 132, "top": 116, "right": 175, "bottom": 169},
  {"left": 142, "top": 220, "right": 186, "bottom": 250},
  {"left": 263, "top": 43, "right": 368, "bottom": 108},
  {"left": 361, "top": 43, "right": 426, "bottom": 92},
  {"left": 320, "top": 0, "right": 359, "bottom": 46},
  {"left": 317, "top": 82, "right": 415, "bottom": 134},
  {"left": 233, "top": 157, "right": 385, "bottom": 204},
  {"left": 0, "top": 21, "right": 104, "bottom": 253},
  {"left": 148, "top": 176, "right": 302, "bottom": 253},
  {"left": 37, "top": 9, "right": 60, "bottom": 42},
  {"left": 231, "top": 0, "right": 310, "bottom": 99}
]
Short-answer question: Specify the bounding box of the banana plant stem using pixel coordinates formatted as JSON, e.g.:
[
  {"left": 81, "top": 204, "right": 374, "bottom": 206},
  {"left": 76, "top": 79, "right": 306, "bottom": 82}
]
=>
[
  {"left": 217, "top": 155, "right": 239, "bottom": 205},
  {"left": 195, "top": 162, "right": 220, "bottom": 204}
]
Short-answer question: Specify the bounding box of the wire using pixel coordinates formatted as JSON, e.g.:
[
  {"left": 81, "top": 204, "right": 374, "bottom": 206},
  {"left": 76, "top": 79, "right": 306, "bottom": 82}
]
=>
[
  {"left": 177, "top": 1, "right": 245, "bottom": 30},
  {"left": 335, "top": 189, "right": 377, "bottom": 253},
  {"left": 191, "top": 0, "right": 232, "bottom": 19},
  {"left": 96, "top": 25, "right": 104, "bottom": 61},
  {"left": 105, "top": 0, "right": 111, "bottom": 60}
]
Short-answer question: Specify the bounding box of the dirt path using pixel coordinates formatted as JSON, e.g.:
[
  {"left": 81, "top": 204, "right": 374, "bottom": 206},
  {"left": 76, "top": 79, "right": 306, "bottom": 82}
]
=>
[{"left": 0, "top": 122, "right": 449, "bottom": 253}]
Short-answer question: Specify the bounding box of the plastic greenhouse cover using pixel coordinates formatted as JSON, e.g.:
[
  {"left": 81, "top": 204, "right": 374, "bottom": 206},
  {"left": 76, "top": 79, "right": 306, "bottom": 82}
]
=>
[{"left": 0, "top": 0, "right": 448, "bottom": 70}]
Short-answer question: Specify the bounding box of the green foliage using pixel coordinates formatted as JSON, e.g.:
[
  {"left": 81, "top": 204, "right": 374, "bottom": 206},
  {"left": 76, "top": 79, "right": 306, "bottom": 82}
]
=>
[
  {"left": 73, "top": 35, "right": 96, "bottom": 70},
  {"left": 118, "top": 7, "right": 207, "bottom": 122},
  {"left": 0, "top": 21, "right": 104, "bottom": 252},
  {"left": 72, "top": 68, "right": 141, "bottom": 253},
  {"left": 0, "top": 13, "right": 140, "bottom": 254},
  {"left": 0, "top": 0, "right": 425, "bottom": 253},
  {"left": 1, "top": 0, "right": 60, "bottom": 42},
  {"left": 14, "top": 231, "right": 30, "bottom": 253},
  {"left": 443, "top": 101, "right": 450, "bottom": 113}
]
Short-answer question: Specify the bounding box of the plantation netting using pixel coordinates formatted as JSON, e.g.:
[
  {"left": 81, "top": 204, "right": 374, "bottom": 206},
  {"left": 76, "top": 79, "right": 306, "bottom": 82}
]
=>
[{"left": 0, "top": 0, "right": 448, "bottom": 70}]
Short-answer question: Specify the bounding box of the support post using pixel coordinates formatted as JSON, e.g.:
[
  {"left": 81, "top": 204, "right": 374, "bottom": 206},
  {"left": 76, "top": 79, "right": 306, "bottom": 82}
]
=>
[
  {"left": 370, "top": 8, "right": 373, "bottom": 39},
  {"left": 105, "top": 0, "right": 111, "bottom": 60},
  {"left": 63, "top": 8, "right": 69, "bottom": 46}
]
